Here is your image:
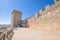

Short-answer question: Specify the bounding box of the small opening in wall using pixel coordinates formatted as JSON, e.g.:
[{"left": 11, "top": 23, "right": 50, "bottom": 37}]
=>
[
  {"left": 37, "top": 14, "right": 40, "bottom": 17},
  {"left": 56, "top": 0, "right": 59, "bottom": 2}
]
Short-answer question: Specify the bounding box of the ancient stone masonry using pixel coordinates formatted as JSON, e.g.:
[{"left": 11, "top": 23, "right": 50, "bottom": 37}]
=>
[
  {"left": 11, "top": 10, "right": 22, "bottom": 29},
  {"left": 11, "top": 10, "right": 28, "bottom": 28},
  {"left": 27, "top": 0, "right": 60, "bottom": 34},
  {"left": 11, "top": 0, "right": 60, "bottom": 34}
]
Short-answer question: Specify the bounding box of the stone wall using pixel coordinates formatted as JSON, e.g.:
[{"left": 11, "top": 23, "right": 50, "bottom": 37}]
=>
[{"left": 27, "top": 0, "right": 60, "bottom": 34}]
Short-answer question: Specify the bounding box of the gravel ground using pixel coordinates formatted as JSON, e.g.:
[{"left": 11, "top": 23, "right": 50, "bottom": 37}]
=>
[{"left": 12, "top": 28, "right": 60, "bottom": 40}]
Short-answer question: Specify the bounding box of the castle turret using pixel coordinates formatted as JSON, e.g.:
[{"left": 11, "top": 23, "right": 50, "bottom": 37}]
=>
[{"left": 11, "top": 10, "right": 22, "bottom": 29}]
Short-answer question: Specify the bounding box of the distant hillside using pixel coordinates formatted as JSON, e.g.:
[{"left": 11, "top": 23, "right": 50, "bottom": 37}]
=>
[{"left": 0, "top": 25, "right": 11, "bottom": 28}]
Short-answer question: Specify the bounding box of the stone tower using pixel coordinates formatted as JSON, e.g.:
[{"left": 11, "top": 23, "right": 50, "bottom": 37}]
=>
[{"left": 11, "top": 10, "right": 22, "bottom": 29}]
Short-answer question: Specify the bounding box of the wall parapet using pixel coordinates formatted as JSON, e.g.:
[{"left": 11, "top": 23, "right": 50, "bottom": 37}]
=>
[{"left": 26, "top": 0, "right": 60, "bottom": 34}]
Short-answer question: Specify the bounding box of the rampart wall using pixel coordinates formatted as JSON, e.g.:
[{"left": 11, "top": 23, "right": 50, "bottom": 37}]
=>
[{"left": 27, "top": 1, "right": 60, "bottom": 33}]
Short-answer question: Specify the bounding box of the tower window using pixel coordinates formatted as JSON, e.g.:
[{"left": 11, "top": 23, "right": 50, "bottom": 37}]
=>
[
  {"left": 37, "top": 14, "right": 40, "bottom": 17},
  {"left": 56, "top": 0, "right": 59, "bottom": 2}
]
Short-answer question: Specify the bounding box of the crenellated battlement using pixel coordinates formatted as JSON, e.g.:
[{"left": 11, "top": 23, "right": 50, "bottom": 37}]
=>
[
  {"left": 27, "top": 0, "right": 60, "bottom": 34},
  {"left": 11, "top": 0, "right": 60, "bottom": 34}
]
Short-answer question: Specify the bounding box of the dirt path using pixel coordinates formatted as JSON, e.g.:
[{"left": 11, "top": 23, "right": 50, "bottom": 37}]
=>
[{"left": 12, "top": 28, "right": 60, "bottom": 40}]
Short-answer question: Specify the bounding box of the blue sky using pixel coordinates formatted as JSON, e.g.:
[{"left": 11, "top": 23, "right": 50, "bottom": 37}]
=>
[{"left": 0, "top": 0, "right": 54, "bottom": 24}]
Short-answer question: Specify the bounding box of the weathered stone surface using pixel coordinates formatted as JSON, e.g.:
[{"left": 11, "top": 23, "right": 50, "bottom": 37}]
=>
[
  {"left": 11, "top": 10, "right": 22, "bottom": 29},
  {"left": 12, "top": 28, "right": 60, "bottom": 40},
  {"left": 11, "top": 0, "right": 60, "bottom": 34},
  {"left": 27, "top": 0, "right": 60, "bottom": 34}
]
